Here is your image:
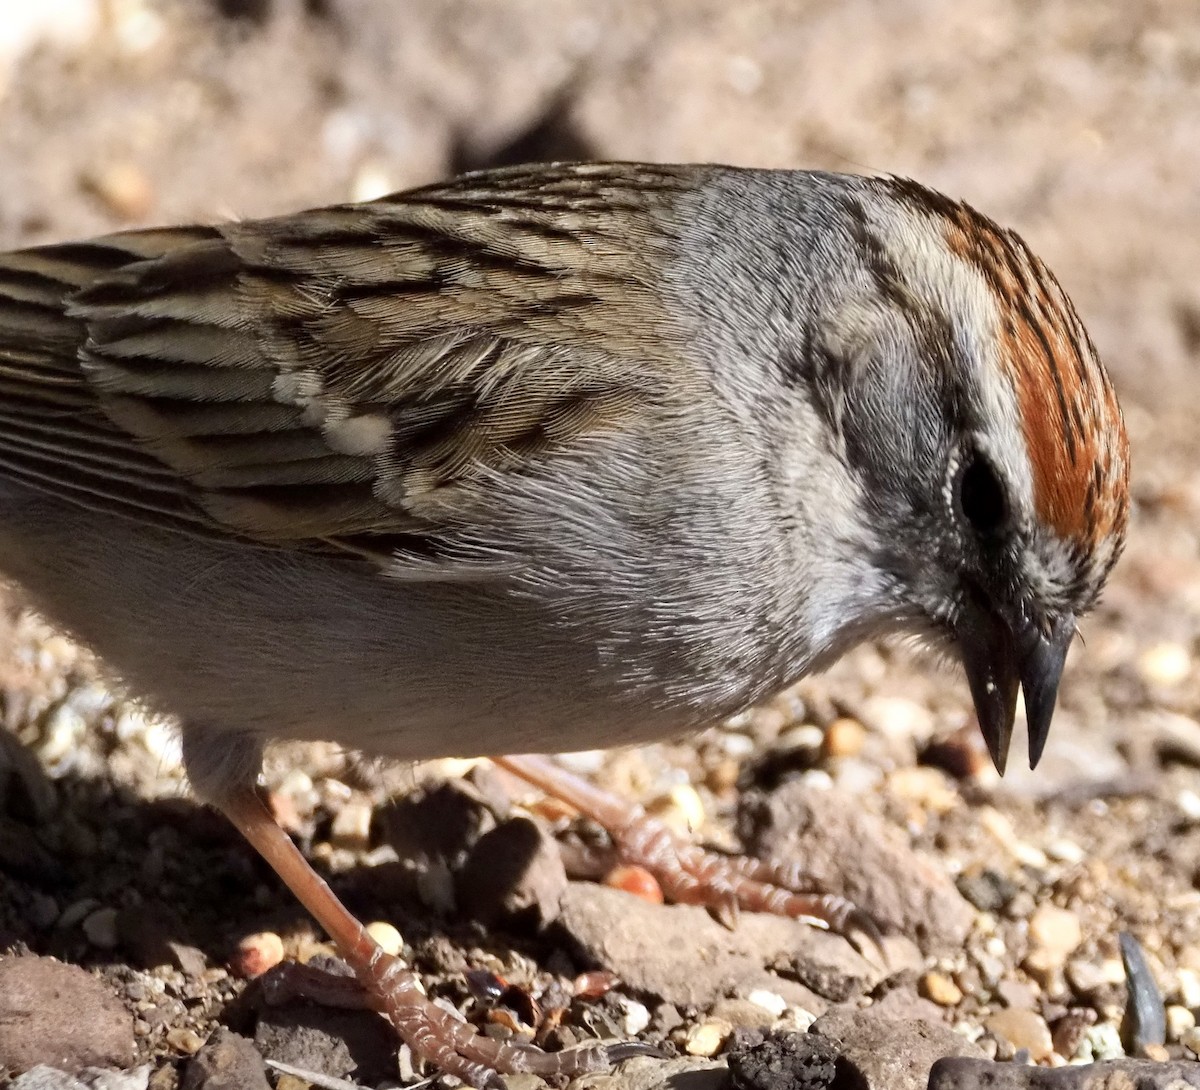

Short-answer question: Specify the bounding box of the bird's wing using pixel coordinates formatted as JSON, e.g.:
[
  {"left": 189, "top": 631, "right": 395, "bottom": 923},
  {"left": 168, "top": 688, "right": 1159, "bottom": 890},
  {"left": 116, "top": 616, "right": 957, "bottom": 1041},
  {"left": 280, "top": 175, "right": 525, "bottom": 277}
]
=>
[{"left": 0, "top": 163, "right": 694, "bottom": 565}]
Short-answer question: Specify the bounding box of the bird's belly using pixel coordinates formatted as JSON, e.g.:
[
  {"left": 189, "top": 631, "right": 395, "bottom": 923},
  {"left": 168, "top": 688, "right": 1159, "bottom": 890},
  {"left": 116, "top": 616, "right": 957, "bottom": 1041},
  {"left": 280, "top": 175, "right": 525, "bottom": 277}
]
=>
[{"left": 0, "top": 490, "right": 730, "bottom": 759}]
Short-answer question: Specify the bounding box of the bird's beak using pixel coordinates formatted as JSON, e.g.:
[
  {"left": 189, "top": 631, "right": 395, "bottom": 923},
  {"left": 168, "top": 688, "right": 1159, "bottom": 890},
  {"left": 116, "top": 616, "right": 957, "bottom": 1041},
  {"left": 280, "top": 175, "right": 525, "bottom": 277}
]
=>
[{"left": 955, "top": 598, "right": 1075, "bottom": 775}]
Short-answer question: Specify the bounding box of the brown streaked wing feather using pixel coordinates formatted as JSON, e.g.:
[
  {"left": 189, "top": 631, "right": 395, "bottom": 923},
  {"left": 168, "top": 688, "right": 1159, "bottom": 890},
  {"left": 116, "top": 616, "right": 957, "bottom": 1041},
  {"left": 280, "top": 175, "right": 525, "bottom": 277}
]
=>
[
  {"left": 5, "top": 162, "right": 691, "bottom": 554},
  {"left": 0, "top": 230, "right": 228, "bottom": 533}
]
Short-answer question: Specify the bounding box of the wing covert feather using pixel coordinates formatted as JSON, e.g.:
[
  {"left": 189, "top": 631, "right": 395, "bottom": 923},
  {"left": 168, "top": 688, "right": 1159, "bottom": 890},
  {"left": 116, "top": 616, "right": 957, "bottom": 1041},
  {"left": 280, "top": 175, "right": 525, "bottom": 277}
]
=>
[{"left": 0, "top": 162, "right": 695, "bottom": 557}]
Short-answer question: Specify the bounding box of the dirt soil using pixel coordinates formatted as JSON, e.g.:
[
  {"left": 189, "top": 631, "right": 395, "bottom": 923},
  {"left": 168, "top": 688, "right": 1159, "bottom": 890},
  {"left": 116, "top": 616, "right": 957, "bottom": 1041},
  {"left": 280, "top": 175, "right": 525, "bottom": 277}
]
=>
[{"left": 1, "top": 2, "right": 1200, "bottom": 1088}]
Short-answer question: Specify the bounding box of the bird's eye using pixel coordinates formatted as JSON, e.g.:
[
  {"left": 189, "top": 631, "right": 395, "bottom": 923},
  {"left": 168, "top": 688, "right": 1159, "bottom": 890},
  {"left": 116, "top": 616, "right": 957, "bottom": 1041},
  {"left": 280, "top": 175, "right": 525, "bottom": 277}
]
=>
[{"left": 957, "top": 453, "right": 1009, "bottom": 537}]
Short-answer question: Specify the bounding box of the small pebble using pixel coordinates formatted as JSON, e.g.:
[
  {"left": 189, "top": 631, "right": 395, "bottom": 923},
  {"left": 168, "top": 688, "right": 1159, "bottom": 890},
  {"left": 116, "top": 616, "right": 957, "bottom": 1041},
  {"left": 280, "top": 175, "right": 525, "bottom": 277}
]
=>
[
  {"left": 604, "top": 864, "right": 664, "bottom": 904},
  {"left": 81, "top": 162, "right": 155, "bottom": 221},
  {"left": 958, "top": 870, "right": 1018, "bottom": 913},
  {"left": 716, "top": 731, "right": 756, "bottom": 759},
  {"left": 822, "top": 717, "right": 866, "bottom": 758},
  {"left": 888, "top": 766, "right": 959, "bottom": 814},
  {"left": 165, "top": 1026, "right": 204, "bottom": 1054},
  {"left": 979, "top": 809, "right": 1049, "bottom": 869},
  {"left": 1178, "top": 789, "right": 1200, "bottom": 822},
  {"left": 1176, "top": 968, "right": 1200, "bottom": 1009},
  {"left": 648, "top": 783, "right": 706, "bottom": 835},
  {"left": 230, "top": 931, "right": 284, "bottom": 979},
  {"left": 778, "top": 723, "right": 825, "bottom": 755},
  {"left": 996, "top": 978, "right": 1038, "bottom": 1010},
  {"left": 1051, "top": 1008, "right": 1095, "bottom": 1060},
  {"left": 1028, "top": 903, "right": 1082, "bottom": 967},
  {"left": 1182, "top": 1025, "right": 1200, "bottom": 1057},
  {"left": 350, "top": 159, "right": 397, "bottom": 203},
  {"left": 921, "top": 970, "right": 964, "bottom": 1007},
  {"left": 1085, "top": 1022, "right": 1125, "bottom": 1060},
  {"left": 986, "top": 1008, "right": 1053, "bottom": 1061},
  {"left": 745, "top": 988, "right": 787, "bottom": 1018},
  {"left": 1023, "top": 953, "right": 1066, "bottom": 996},
  {"left": 776, "top": 1006, "right": 818, "bottom": 1033},
  {"left": 954, "top": 1020, "right": 986, "bottom": 1043},
  {"left": 619, "top": 997, "right": 651, "bottom": 1036},
  {"left": 329, "top": 799, "right": 373, "bottom": 852},
  {"left": 1045, "top": 838, "right": 1085, "bottom": 864},
  {"left": 1067, "top": 957, "right": 1125, "bottom": 993},
  {"left": 1136, "top": 641, "right": 1191, "bottom": 687},
  {"left": 39, "top": 704, "right": 88, "bottom": 764},
  {"left": 365, "top": 921, "right": 403, "bottom": 957},
  {"left": 275, "top": 1076, "right": 312, "bottom": 1090},
  {"left": 683, "top": 1018, "right": 733, "bottom": 1057},
  {"left": 83, "top": 906, "right": 119, "bottom": 949},
  {"left": 858, "top": 695, "right": 935, "bottom": 744},
  {"left": 921, "top": 725, "right": 992, "bottom": 780}
]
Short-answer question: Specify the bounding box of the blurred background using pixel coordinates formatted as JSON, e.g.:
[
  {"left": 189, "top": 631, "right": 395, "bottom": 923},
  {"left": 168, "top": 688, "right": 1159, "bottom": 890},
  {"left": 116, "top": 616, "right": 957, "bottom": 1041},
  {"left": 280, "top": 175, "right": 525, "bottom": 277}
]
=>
[
  {"left": 3, "top": 0, "right": 1200, "bottom": 1079},
  {"left": 2, "top": 0, "right": 1197, "bottom": 411}
]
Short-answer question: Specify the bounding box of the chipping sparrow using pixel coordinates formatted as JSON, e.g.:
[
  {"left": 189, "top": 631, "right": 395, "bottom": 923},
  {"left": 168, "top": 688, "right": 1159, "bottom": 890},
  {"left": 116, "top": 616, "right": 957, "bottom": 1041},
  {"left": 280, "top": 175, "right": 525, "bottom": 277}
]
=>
[{"left": 0, "top": 162, "right": 1128, "bottom": 1084}]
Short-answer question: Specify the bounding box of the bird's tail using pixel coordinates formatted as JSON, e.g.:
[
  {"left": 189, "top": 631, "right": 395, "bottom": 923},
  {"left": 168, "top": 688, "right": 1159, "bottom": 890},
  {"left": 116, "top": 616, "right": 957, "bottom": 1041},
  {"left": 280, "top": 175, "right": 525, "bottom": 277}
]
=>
[{"left": 0, "top": 227, "right": 218, "bottom": 522}]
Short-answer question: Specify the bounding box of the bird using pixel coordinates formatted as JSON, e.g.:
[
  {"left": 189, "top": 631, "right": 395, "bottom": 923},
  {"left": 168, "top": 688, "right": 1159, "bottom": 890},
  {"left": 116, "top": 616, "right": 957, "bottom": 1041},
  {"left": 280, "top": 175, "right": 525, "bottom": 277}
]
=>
[{"left": 0, "top": 161, "right": 1128, "bottom": 1085}]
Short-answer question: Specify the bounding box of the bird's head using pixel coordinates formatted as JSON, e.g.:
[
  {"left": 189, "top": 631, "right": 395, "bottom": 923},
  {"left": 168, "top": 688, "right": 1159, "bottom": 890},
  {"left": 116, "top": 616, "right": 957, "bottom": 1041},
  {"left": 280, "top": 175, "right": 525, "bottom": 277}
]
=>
[{"left": 792, "top": 175, "right": 1130, "bottom": 773}]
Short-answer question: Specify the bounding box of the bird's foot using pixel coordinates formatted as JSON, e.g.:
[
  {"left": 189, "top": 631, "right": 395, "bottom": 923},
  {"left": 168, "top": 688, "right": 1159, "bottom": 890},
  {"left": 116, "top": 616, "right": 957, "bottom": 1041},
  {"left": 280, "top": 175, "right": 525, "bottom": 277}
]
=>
[
  {"left": 495, "top": 754, "right": 885, "bottom": 965},
  {"left": 263, "top": 953, "right": 662, "bottom": 1088},
  {"left": 221, "top": 785, "right": 662, "bottom": 1088}
]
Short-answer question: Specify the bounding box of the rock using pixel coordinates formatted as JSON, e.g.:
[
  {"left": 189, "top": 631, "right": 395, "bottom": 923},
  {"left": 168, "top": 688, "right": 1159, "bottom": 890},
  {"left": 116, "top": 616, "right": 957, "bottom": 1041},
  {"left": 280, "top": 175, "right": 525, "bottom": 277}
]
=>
[
  {"left": 11, "top": 1068, "right": 145, "bottom": 1090},
  {"left": 727, "top": 1030, "right": 842, "bottom": 1090},
  {"left": 456, "top": 816, "right": 567, "bottom": 929},
  {"left": 556, "top": 883, "right": 875, "bottom": 1009},
  {"left": 82, "top": 1069, "right": 150, "bottom": 1090},
  {"left": 1120, "top": 931, "right": 1167, "bottom": 1056},
  {"left": 375, "top": 778, "right": 496, "bottom": 865},
  {"left": 0, "top": 956, "right": 134, "bottom": 1074},
  {"left": 254, "top": 1002, "right": 397, "bottom": 1085},
  {"left": 957, "top": 871, "right": 1019, "bottom": 914},
  {"left": 116, "top": 904, "right": 206, "bottom": 977},
  {"left": 571, "top": 1056, "right": 727, "bottom": 1090},
  {"left": 738, "top": 781, "right": 974, "bottom": 952},
  {"left": 181, "top": 1028, "right": 269, "bottom": 1090},
  {"left": 81, "top": 907, "right": 119, "bottom": 950},
  {"left": 985, "top": 1009, "right": 1054, "bottom": 1061},
  {"left": 811, "top": 1006, "right": 986, "bottom": 1089},
  {"left": 8, "top": 1067, "right": 89, "bottom": 1090},
  {"left": 928, "top": 1056, "right": 1200, "bottom": 1087}
]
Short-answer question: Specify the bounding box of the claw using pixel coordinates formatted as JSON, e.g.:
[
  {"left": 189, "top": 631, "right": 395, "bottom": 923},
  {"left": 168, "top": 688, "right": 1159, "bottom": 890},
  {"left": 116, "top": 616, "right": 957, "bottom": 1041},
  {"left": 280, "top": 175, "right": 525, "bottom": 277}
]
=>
[
  {"left": 604, "top": 1041, "right": 672, "bottom": 1063},
  {"left": 843, "top": 908, "right": 889, "bottom": 970}
]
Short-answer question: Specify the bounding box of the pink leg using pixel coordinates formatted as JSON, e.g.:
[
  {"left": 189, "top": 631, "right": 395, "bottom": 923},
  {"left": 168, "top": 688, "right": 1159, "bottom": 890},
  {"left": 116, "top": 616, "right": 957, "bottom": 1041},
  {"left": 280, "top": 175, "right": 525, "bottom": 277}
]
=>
[
  {"left": 494, "top": 754, "right": 883, "bottom": 960},
  {"left": 221, "top": 787, "right": 658, "bottom": 1088}
]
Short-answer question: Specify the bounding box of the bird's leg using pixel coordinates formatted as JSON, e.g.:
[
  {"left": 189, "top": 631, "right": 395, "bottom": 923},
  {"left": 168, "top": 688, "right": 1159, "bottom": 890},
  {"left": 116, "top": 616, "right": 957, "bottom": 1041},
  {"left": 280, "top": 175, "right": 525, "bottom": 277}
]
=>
[
  {"left": 219, "top": 787, "right": 655, "bottom": 1088},
  {"left": 493, "top": 754, "right": 884, "bottom": 960}
]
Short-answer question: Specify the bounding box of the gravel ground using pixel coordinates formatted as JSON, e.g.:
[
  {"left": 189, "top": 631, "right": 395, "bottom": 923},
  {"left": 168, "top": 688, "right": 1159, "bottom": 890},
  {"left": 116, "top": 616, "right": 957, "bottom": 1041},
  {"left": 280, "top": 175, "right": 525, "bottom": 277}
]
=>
[{"left": 1, "top": 3, "right": 1200, "bottom": 1089}]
